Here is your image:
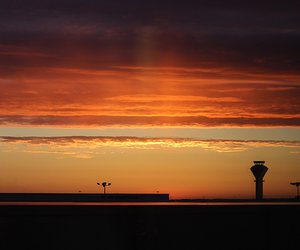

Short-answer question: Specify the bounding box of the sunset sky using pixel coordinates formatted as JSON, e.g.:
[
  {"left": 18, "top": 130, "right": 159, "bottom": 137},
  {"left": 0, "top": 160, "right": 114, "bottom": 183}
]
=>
[{"left": 1, "top": 1, "right": 300, "bottom": 199}]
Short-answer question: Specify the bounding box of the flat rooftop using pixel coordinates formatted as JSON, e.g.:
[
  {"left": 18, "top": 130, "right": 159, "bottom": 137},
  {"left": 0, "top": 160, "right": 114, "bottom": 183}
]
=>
[{"left": 0, "top": 193, "right": 169, "bottom": 202}]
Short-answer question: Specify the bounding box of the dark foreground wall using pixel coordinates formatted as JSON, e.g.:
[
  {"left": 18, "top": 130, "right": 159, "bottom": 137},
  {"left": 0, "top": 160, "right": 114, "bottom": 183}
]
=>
[
  {"left": 0, "top": 205, "right": 299, "bottom": 250},
  {"left": 0, "top": 193, "right": 169, "bottom": 202}
]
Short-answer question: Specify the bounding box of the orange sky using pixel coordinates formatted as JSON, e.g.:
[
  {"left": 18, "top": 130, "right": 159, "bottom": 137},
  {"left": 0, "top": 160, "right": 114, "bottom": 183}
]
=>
[{"left": 1, "top": 1, "right": 300, "bottom": 199}]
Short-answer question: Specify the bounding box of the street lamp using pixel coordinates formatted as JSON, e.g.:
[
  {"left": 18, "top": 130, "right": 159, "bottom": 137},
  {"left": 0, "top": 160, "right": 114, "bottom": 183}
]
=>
[
  {"left": 290, "top": 182, "right": 300, "bottom": 198},
  {"left": 97, "top": 181, "right": 111, "bottom": 194}
]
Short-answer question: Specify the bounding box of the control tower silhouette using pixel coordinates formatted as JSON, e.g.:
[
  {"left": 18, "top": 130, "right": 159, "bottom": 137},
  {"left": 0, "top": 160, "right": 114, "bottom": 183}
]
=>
[{"left": 250, "top": 161, "right": 268, "bottom": 200}]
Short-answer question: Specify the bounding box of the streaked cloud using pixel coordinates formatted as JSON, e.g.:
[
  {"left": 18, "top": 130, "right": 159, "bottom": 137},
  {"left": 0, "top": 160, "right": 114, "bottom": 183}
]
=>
[
  {"left": 105, "top": 95, "right": 243, "bottom": 103},
  {"left": 1, "top": 115, "right": 300, "bottom": 127},
  {"left": 1, "top": 136, "right": 300, "bottom": 159},
  {"left": 0, "top": 65, "right": 299, "bottom": 127}
]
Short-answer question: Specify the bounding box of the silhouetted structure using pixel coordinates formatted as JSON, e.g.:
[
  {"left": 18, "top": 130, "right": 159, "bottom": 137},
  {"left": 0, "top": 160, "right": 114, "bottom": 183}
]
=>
[
  {"left": 250, "top": 161, "right": 268, "bottom": 200},
  {"left": 0, "top": 193, "right": 169, "bottom": 202},
  {"left": 290, "top": 182, "right": 300, "bottom": 199},
  {"left": 97, "top": 181, "right": 111, "bottom": 194}
]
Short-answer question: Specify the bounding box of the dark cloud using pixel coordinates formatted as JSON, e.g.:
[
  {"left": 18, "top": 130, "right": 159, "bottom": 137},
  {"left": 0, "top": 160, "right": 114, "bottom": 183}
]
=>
[
  {"left": 1, "top": 0, "right": 300, "bottom": 72},
  {"left": 1, "top": 115, "right": 300, "bottom": 127}
]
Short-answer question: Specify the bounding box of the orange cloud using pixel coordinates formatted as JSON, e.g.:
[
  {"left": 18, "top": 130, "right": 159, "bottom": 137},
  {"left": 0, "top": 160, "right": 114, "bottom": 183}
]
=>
[{"left": 0, "top": 66, "right": 300, "bottom": 127}]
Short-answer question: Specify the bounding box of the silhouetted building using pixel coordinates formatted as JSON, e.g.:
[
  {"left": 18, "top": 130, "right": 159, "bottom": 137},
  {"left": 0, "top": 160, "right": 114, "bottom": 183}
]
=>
[
  {"left": 0, "top": 193, "right": 169, "bottom": 202},
  {"left": 250, "top": 161, "right": 268, "bottom": 200}
]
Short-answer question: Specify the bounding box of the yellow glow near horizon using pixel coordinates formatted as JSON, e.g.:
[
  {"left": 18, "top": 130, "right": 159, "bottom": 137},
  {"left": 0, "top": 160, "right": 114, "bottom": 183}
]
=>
[{"left": 1, "top": 136, "right": 299, "bottom": 199}]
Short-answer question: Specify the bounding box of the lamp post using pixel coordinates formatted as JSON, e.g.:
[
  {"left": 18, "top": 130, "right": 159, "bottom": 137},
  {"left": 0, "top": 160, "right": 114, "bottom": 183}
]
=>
[
  {"left": 97, "top": 181, "right": 111, "bottom": 194},
  {"left": 290, "top": 182, "right": 300, "bottom": 198}
]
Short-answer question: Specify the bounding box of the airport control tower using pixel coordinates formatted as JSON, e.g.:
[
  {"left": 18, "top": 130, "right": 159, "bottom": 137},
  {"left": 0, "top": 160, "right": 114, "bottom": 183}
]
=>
[{"left": 250, "top": 161, "right": 268, "bottom": 200}]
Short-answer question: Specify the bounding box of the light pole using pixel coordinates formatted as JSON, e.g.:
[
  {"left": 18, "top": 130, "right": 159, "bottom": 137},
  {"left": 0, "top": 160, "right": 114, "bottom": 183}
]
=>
[
  {"left": 97, "top": 181, "right": 111, "bottom": 194},
  {"left": 290, "top": 182, "right": 300, "bottom": 198}
]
